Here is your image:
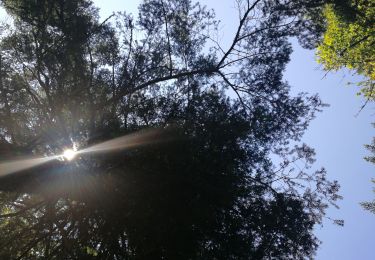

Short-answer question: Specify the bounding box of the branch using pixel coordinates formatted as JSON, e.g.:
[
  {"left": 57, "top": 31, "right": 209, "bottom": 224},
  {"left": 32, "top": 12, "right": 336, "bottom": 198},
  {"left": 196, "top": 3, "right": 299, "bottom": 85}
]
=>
[
  {"left": 217, "top": 70, "right": 250, "bottom": 111},
  {"left": 0, "top": 200, "right": 44, "bottom": 219},
  {"left": 88, "top": 14, "right": 115, "bottom": 38},
  {"left": 339, "top": 32, "right": 374, "bottom": 56},
  {"left": 216, "top": 0, "right": 262, "bottom": 69},
  {"left": 161, "top": 0, "right": 173, "bottom": 76},
  {"left": 355, "top": 81, "right": 375, "bottom": 117},
  {"left": 236, "top": 18, "right": 297, "bottom": 42},
  {"left": 114, "top": 67, "right": 218, "bottom": 102}
]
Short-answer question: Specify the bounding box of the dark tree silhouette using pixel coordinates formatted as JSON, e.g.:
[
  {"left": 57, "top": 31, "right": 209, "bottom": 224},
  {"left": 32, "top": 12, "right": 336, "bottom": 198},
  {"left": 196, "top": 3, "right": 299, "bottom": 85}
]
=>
[{"left": 0, "top": 0, "right": 341, "bottom": 259}]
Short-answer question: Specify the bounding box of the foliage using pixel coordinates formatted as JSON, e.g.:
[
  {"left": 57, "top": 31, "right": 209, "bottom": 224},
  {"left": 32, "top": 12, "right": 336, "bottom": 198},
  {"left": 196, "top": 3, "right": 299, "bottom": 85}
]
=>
[
  {"left": 362, "top": 125, "right": 375, "bottom": 214},
  {"left": 305, "top": 0, "right": 375, "bottom": 215},
  {"left": 361, "top": 180, "right": 375, "bottom": 214},
  {"left": 317, "top": 1, "right": 375, "bottom": 98},
  {"left": 0, "top": 0, "right": 341, "bottom": 258}
]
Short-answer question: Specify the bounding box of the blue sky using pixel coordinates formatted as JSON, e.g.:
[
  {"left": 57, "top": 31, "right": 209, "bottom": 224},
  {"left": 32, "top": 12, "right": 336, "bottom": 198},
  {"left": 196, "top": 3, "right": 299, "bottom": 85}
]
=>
[
  {"left": 286, "top": 45, "right": 374, "bottom": 259},
  {"left": 95, "top": 0, "right": 375, "bottom": 259}
]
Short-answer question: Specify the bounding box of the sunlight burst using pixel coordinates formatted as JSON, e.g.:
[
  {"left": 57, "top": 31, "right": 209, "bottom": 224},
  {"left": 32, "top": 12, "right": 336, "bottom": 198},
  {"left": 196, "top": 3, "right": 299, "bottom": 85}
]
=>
[{"left": 63, "top": 149, "right": 76, "bottom": 161}]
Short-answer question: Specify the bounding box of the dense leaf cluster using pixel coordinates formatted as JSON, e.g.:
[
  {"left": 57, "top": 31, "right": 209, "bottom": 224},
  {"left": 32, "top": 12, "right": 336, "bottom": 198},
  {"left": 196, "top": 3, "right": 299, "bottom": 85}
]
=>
[{"left": 317, "top": 0, "right": 374, "bottom": 99}]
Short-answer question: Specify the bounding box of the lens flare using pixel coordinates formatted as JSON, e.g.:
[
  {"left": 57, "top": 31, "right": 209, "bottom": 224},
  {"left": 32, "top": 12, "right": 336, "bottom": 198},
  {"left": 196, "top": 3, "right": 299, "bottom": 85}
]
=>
[
  {"left": 0, "top": 128, "right": 171, "bottom": 178},
  {"left": 63, "top": 149, "right": 76, "bottom": 161}
]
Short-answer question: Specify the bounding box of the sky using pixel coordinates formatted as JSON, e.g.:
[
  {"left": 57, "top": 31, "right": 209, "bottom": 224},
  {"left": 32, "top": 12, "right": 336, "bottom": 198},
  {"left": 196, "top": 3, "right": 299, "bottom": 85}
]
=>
[
  {"left": 0, "top": 0, "right": 373, "bottom": 258},
  {"left": 285, "top": 44, "right": 374, "bottom": 260},
  {"left": 93, "top": 1, "right": 375, "bottom": 258}
]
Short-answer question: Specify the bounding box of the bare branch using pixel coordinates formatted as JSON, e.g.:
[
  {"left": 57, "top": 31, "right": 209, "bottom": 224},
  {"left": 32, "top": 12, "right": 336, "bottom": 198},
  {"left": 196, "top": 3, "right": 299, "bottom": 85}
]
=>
[{"left": 216, "top": 0, "right": 263, "bottom": 69}]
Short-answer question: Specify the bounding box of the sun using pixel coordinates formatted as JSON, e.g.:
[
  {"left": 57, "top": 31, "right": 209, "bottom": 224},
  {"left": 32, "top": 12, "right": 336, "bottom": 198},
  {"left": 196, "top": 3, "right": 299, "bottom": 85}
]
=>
[{"left": 63, "top": 149, "right": 76, "bottom": 161}]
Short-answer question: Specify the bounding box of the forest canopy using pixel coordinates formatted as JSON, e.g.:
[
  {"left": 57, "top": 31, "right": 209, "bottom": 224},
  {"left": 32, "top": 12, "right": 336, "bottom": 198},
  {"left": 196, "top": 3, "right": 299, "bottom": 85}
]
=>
[{"left": 0, "top": 0, "right": 341, "bottom": 259}]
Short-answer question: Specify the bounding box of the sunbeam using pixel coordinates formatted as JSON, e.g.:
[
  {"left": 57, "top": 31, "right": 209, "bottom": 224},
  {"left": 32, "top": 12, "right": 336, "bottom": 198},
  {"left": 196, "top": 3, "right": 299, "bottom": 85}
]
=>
[
  {"left": 77, "top": 128, "right": 165, "bottom": 155},
  {"left": 0, "top": 128, "right": 169, "bottom": 178},
  {"left": 0, "top": 155, "right": 60, "bottom": 177}
]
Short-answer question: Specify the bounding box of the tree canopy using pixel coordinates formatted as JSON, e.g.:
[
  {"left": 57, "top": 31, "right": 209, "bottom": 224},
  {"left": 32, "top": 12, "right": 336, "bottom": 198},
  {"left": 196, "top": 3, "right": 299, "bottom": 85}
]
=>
[
  {"left": 0, "top": 0, "right": 341, "bottom": 259},
  {"left": 316, "top": 0, "right": 375, "bottom": 98}
]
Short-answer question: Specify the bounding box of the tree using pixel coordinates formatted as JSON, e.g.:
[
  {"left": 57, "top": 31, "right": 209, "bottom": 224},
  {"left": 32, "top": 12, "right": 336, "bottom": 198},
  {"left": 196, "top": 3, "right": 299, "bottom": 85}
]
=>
[
  {"left": 0, "top": 0, "right": 341, "bottom": 259},
  {"left": 361, "top": 181, "right": 375, "bottom": 214},
  {"left": 316, "top": 0, "right": 375, "bottom": 99},
  {"left": 305, "top": 0, "right": 375, "bottom": 214},
  {"left": 361, "top": 125, "right": 375, "bottom": 214}
]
